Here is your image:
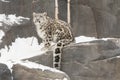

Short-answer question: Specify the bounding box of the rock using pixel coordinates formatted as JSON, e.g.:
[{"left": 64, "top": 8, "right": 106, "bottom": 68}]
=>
[
  {"left": 71, "top": 4, "right": 97, "bottom": 37},
  {"left": 93, "top": 9, "right": 117, "bottom": 38},
  {"left": 23, "top": 51, "right": 53, "bottom": 67},
  {"left": 25, "top": 39, "right": 120, "bottom": 80},
  {"left": 0, "top": 63, "right": 12, "bottom": 80},
  {"left": 65, "top": 57, "right": 120, "bottom": 80},
  {"left": 12, "top": 64, "right": 70, "bottom": 80}
]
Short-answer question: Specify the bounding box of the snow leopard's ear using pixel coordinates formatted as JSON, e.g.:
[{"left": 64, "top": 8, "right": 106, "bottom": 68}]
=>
[{"left": 43, "top": 12, "right": 47, "bottom": 16}]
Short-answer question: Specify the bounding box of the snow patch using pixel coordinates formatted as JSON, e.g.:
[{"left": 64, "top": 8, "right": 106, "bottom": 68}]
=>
[
  {"left": 0, "top": 0, "right": 10, "bottom": 2},
  {"left": 0, "top": 37, "right": 47, "bottom": 71},
  {"left": 55, "top": 78, "right": 68, "bottom": 80},
  {"left": 63, "top": 78, "right": 68, "bottom": 80},
  {"left": 18, "top": 61, "right": 63, "bottom": 73},
  {"left": 116, "top": 56, "right": 120, "bottom": 58},
  {"left": 75, "top": 36, "right": 114, "bottom": 43},
  {"left": 75, "top": 36, "right": 97, "bottom": 43},
  {"left": 0, "top": 14, "right": 30, "bottom": 26},
  {"left": 0, "top": 30, "right": 5, "bottom": 43},
  {"left": 0, "top": 37, "right": 44, "bottom": 61}
]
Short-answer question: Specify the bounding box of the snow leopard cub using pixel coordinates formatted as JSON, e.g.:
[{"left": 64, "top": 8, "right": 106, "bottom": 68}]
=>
[{"left": 33, "top": 12, "right": 74, "bottom": 70}]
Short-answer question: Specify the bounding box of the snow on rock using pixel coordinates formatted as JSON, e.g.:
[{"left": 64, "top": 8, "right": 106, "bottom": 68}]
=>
[
  {"left": 75, "top": 36, "right": 97, "bottom": 43},
  {"left": 0, "top": 37, "right": 45, "bottom": 61},
  {"left": 75, "top": 36, "right": 114, "bottom": 43},
  {"left": 0, "top": 14, "right": 30, "bottom": 26},
  {"left": 0, "top": 0, "right": 10, "bottom": 2},
  {"left": 0, "top": 30, "right": 5, "bottom": 43},
  {"left": 0, "top": 37, "right": 46, "bottom": 70},
  {"left": 17, "top": 60, "right": 63, "bottom": 73}
]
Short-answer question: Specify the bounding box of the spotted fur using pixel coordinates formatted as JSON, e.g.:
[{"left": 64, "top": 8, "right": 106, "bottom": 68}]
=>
[{"left": 33, "top": 12, "right": 74, "bottom": 70}]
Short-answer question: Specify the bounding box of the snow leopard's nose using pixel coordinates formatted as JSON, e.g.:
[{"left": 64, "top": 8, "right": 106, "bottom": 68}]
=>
[{"left": 35, "top": 19, "right": 40, "bottom": 23}]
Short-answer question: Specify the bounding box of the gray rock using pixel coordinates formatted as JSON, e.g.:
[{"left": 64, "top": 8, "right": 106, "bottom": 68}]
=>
[
  {"left": 12, "top": 64, "right": 70, "bottom": 80},
  {"left": 25, "top": 39, "right": 120, "bottom": 80},
  {"left": 71, "top": 4, "right": 97, "bottom": 37},
  {"left": 0, "top": 63, "right": 12, "bottom": 80},
  {"left": 93, "top": 9, "right": 117, "bottom": 38}
]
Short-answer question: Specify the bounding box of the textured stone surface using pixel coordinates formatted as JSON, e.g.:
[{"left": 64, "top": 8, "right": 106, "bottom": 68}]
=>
[
  {"left": 25, "top": 39, "right": 120, "bottom": 80},
  {"left": 0, "top": 63, "right": 12, "bottom": 80},
  {"left": 71, "top": 4, "right": 97, "bottom": 37},
  {"left": 12, "top": 64, "right": 70, "bottom": 80}
]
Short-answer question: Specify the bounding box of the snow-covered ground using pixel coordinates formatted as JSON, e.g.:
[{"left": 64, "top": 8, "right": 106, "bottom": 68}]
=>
[
  {"left": 0, "top": 37, "right": 45, "bottom": 61},
  {"left": 0, "top": 37, "right": 47, "bottom": 69}
]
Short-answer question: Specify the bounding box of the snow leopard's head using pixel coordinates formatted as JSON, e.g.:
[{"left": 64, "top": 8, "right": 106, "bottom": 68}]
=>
[{"left": 33, "top": 12, "right": 48, "bottom": 26}]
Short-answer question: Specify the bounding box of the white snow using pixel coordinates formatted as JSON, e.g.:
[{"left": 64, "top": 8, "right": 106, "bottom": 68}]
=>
[
  {"left": 75, "top": 36, "right": 97, "bottom": 43},
  {"left": 75, "top": 36, "right": 114, "bottom": 43},
  {"left": 0, "top": 30, "right": 5, "bottom": 43},
  {"left": 17, "top": 61, "right": 63, "bottom": 73},
  {"left": 0, "top": 0, "right": 10, "bottom": 2},
  {"left": 116, "top": 56, "right": 120, "bottom": 58},
  {"left": 0, "top": 14, "right": 30, "bottom": 26},
  {"left": 63, "top": 78, "right": 68, "bottom": 80},
  {"left": 0, "top": 37, "right": 45, "bottom": 61},
  {"left": 0, "top": 37, "right": 46, "bottom": 70}
]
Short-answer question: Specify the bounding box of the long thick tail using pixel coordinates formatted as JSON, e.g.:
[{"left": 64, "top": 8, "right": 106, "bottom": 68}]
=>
[
  {"left": 53, "top": 39, "right": 73, "bottom": 70},
  {"left": 53, "top": 42, "right": 63, "bottom": 70}
]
